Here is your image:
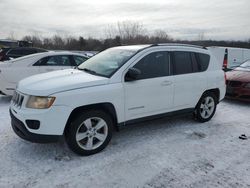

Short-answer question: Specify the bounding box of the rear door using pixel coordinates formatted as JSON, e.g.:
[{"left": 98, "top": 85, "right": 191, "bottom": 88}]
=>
[
  {"left": 1, "top": 57, "right": 41, "bottom": 84},
  {"left": 171, "top": 51, "right": 208, "bottom": 109},
  {"left": 38, "top": 55, "right": 74, "bottom": 73}
]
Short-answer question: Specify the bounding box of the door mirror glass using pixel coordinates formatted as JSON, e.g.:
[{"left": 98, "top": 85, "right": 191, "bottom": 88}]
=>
[{"left": 125, "top": 68, "right": 141, "bottom": 81}]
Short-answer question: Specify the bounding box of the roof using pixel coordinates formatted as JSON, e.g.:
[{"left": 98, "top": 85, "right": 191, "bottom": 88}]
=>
[
  {"left": 9, "top": 51, "right": 89, "bottom": 63},
  {"left": 113, "top": 43, "right": 207, "bottom": 51}
]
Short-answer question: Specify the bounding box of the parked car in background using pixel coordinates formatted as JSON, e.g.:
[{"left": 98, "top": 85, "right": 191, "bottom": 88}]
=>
[
  {"left": 226, "top": 60, "right": 250, "bottom": 101},
  {"left": 0, "top": 51, "right": 89, "bottom": 95},
  {"left": 9, "top": 44, "right": 226, "bottom": 155},
  {"left": 0, "top": 47, "right": 11, "bottom": 61},
  {"left": 208, "top": 46, "right": 250, "bottom": 71},
  {"left": 0, "top": 47, "right": 48, "bottom": 61}
]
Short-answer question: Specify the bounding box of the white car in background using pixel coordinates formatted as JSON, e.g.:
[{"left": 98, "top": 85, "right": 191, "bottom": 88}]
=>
[{"left": 0, "top": 52, "right": 88, "bottom": 95}]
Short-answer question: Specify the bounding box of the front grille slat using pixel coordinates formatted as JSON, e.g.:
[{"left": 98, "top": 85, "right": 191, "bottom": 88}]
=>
[{"left": 12, "top": 91, "right": 24, "bottom": 108}]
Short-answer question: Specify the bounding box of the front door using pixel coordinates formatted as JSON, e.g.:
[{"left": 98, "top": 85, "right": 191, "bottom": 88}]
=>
[{"left": 124, "top": 51, "right": 174, "bottom": 121}]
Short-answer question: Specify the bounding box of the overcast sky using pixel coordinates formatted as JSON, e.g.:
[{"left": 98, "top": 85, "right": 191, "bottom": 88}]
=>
[{"left": 0, "top": 0, "right": 249, "bottom": 40}]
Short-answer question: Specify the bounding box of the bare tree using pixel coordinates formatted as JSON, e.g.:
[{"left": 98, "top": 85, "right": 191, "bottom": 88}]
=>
[
  {"left": 7, "top": 31, "right": 16, "bottom": 40},
  {"left": 197, "top": 31, "right": 206, "bottom": 41},
  {"left": 52, "top": 35, "right": 65, "bottom": 49},
  {"left": 151, "top": 29, "right": 173, "bottom": 43},
  {"left": 104, "top": 24, "right": 118, "bottom": 39},
  {"left": 117, "top": 21, "right": 146, "bottom": 41}
]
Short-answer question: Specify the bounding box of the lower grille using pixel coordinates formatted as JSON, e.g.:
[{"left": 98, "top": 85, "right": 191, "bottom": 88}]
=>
[{"left": 228, "top": 81, "right": 242, "bottom": 87}]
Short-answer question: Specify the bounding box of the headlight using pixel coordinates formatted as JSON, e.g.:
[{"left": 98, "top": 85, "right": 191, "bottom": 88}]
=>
[
  {"left": 244, "top": 83, "right": 250, "bottom": 89},
  {"left": 26, "top": 96, "right": 56, "bottom": 109}
]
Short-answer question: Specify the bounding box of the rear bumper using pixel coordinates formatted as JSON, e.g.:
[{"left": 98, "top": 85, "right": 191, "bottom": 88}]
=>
[
  {"left": 10, "top": 110, "right": 60, "bottom": 143},
  {"left": 226, "top": 86, "right": 250, "bottom": 102}
]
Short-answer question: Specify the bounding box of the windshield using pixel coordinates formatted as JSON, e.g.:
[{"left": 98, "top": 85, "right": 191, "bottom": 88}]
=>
[{"left": 78, "top": 48, "right": 138, "bottom": 77}]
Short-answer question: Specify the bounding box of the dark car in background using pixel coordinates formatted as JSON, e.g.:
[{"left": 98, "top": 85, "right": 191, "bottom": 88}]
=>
[
  {"left": 0, "top": 48, "right": 11, "bottom": 61},
  {"left": 226, "top": 60, "right": 250, "bottom": 101},
  {"left": 0, "top": 47, "right": 48, "bottom": 61}
]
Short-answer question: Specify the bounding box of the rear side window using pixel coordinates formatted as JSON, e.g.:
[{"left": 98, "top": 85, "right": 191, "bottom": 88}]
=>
[
  {"left": 172, "top": 51, "right": 193, "bottom": 75},
  {"left": 44, "top": 55, "right": 71, "bottom": 66},
  {"left": 35, "top": 55, "right": 72, "bottom": 66},
  {"left": 195, "top": 53, "right": 210, "bottom": 71},
  {"left": 133, "top": 51, "right": 170, "bottom": 80}
]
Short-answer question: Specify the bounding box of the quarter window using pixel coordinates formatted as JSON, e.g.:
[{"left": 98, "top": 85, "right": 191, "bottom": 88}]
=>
[
  {"left": 195, "top": 53, "right": 210, "bottom": 71},
  {"left": 73, "top": 56, "right": 88, "bottom": 66},
  {"left": 133, "top": 51, "right": 170, "bottom": 80}
]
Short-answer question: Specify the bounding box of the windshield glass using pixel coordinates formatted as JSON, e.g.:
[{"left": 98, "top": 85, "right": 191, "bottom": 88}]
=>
[{"left": 78, "top": 48, "right": 137, "bottom": 77}]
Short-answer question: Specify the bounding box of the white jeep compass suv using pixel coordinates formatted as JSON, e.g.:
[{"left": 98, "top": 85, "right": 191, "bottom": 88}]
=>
[{"left": 10, "top": 44, "right": 226, "bottom": 155}]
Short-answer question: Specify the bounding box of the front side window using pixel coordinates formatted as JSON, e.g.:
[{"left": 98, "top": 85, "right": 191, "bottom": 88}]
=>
[
  {"left": 43, "top": 55, "right": 71, "bottom": 66},
  {"left": 78, "top": 48, "right": 138, "bottom": 77},
  {"left": 133, "top": 51, "right": 170, "bottom": 80}
]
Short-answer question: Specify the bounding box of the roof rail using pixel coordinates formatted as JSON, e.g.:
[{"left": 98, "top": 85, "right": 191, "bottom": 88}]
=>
[{"left": 151, "top": 43, "right": 207, "bottom": 50}]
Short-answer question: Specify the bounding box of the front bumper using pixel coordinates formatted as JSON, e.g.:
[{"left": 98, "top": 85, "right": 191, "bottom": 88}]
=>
[{"left": 10, "top": 110, "right": 60, "bottom": 143}]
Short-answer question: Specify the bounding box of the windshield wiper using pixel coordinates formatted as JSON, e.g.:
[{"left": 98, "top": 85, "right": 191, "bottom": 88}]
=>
[{"left": 78, "top": 67, "right": 97, "bottom": 75}]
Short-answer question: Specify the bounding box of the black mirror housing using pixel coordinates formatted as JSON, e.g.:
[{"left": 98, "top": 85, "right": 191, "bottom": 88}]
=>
[{"left": 125, "top": 68, "right": 141, "bottom": 81}]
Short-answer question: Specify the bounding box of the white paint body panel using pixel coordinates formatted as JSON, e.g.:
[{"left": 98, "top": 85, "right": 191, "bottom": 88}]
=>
[
  {"left": 0, "top": 52, "right": 87, "bottom": 95},
  {"left": 10, "top": 45, "right": 226, "bottom": 136}
]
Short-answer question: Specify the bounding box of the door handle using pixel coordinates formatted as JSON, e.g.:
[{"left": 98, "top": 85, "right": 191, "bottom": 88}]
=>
[
  {"left": 161, "top": 80, "right": 172, "bottom": 86},
  {"left": 46, "top": 68, "right": 54, "bottom": 71}
]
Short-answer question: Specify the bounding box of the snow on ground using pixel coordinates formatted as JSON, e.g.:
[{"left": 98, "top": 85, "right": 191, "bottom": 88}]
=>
[{"left": 0, "top": 95, "right": 249, "bottom": 188}]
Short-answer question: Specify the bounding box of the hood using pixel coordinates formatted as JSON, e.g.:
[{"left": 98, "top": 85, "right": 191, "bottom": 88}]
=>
[
  {"left": 18, "top": 69, "right": 109, "bottom": 96},
  {"left": 226, "top": 69, "right": 250, "bottom": 82}
]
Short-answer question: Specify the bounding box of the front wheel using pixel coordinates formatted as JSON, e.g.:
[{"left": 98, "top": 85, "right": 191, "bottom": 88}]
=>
[
  {"left": 195, "top": 92, "right": 217, "bottom": 122},
  {"left": 65, "top": 110, "right": 113, "bottom": 156}
]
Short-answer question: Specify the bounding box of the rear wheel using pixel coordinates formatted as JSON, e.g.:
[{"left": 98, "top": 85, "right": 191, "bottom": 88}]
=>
[
  {"left": 195, "top": 92, "right": 217, "bottom": 122},
  {"left": 65, "top": 110, "right": 113, "bottom": 156}
]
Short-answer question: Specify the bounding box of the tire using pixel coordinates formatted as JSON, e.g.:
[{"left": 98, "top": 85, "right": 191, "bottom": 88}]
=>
[
  {"left": 195, "top": 92, "right": 217, "bottom": 123},
  {"left": 65, "top": 110, "right": 113, "bottom": 156}
]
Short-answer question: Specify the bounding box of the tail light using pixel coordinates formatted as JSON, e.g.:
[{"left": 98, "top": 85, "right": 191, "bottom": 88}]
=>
[
  {"left": 223, "top": 48, "right": 228, "bottom": 69},
  {"left": 224, "top": 72, "right": 227, "bottom": 85}
]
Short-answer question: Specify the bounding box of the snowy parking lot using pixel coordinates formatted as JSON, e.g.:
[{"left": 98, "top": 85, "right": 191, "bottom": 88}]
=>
[{"left": 0, "top": 95, "right": 249, "bottom": 188}]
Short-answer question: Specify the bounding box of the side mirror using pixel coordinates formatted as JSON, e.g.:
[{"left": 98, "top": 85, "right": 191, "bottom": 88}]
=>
[{"left": 125, "top": 68, "right": 141, "bottom": 81}]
